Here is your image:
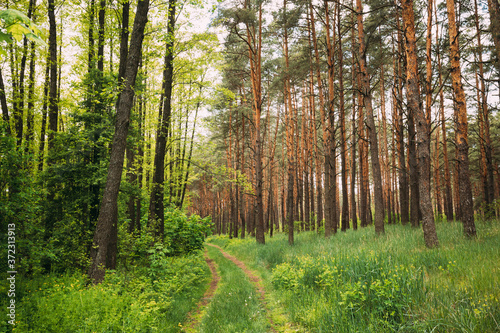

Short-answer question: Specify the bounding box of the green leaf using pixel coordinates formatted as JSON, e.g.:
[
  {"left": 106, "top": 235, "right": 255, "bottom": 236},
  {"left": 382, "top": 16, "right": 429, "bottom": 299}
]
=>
[
  {"left": 0, "top": 31, "right": 12, "bottom": 43},
  {"left": 7, "top": 21, "right": 31, "bottom": 41},
  {"left": 0, "top": 9, "right": 47, "bottom": 46}
]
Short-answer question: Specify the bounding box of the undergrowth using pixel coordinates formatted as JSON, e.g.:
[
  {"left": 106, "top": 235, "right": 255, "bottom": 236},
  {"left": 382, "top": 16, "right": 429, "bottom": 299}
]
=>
[
  {"left": 208, "top": 220, "right": 500, "bottom": 332},
  {"left": 0, "top": 254, "right": 209, "bottom": 333},
  {"left": 0, "top": 208, "right": 213, "bottom": 333}
]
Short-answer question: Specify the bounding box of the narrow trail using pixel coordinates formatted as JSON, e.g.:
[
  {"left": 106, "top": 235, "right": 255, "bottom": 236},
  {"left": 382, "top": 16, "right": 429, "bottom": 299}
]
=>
[
  {"left": 184, "top": 243, "right": 279, "bottom": 332},
  {"left": 182, "top": 249, "right": 220, "bottom": 332},
  {"left": 204, "top": 243, "right": 277, "bottom": 333}
]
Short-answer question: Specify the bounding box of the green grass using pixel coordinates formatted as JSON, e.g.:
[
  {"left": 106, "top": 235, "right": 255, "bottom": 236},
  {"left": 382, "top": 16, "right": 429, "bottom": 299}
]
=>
[
  {"left": 0, "top": 253, "right": 210, "bottom": 333},
  {"left": 199, "top": 245, "right": 271, "bottom": 333},
  {"left": 207, "top": 220, "right": 500, "bottom": 332}
]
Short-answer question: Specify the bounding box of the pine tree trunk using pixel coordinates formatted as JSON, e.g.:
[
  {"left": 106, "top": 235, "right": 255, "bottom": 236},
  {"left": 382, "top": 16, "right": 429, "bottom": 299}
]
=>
[
  {"left": 394, "top": 5, "right": 409, "bottom": 225},
  {"left": 487, "top": 0, "right": 500, "bottom": 82},
  {"left": 474, "top": 0, "right": 495, "bottom": 215},
  {"left": 284, "top": 0, "right": 294, "bottom": 244},
  {"left": 356, "top": 0, "right": 384, "bottom": 234},
  {"left": 309, "top": 1, "right": 325, "bottom": 228},
  {"left": 435, "top": 13, "right": 454, "bottom": 220},
  {"left": 402, "top": 0, "right": 439, "bottom": 247},
  {"left": 324, "top": 0, "right": 338, "bottom": 237},
  {"left": 338, "top": 4, "right": 349, "bottom": 232},
  {"left": 445, "top": 0, "right": 476, "bottom": 237},
  {"left": 380, "top": 57, "right": 390, "bottom": 225}
]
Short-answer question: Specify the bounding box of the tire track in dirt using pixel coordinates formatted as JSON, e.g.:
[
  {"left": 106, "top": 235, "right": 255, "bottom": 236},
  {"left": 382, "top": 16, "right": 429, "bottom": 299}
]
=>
[
  {"left": 182, "top": 248, "right": 220, "bottom": 332},
  {"left": 205, "top": 243, "right": 277, "bottom": 332}
]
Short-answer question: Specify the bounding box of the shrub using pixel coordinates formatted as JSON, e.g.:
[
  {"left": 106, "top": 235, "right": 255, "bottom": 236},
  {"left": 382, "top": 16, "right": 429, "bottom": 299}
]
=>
[{"left": 163, "top": 207, "right": 213, "bottom": 256}]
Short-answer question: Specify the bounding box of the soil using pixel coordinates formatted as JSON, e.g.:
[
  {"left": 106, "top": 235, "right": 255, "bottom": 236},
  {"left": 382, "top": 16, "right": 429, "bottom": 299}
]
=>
[{"left": 182, "top": 249, "right": 220, "bottom": 331}]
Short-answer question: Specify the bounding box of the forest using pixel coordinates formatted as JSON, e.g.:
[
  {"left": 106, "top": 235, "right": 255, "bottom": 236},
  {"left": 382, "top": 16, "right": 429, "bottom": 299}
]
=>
[{"left": 0, "top": 0, "right": 500, "bottom": 330}]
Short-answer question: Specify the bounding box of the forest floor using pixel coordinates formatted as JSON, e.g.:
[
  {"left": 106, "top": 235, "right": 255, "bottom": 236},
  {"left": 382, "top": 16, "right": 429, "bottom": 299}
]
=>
[
  {"left": 204, "top": 221, "right": 500, "bottom": 332},
  {"left": 184, "top": 243, "right": 283, "bottom": 332}
]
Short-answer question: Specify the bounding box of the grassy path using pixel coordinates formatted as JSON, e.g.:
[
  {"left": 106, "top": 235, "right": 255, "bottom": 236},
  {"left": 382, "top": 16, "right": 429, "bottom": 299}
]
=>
[
  {"left": 182, "top": 249, "right": 221, "bottom": 332},
  {"left": 187, "top": 243, "right": 275, "bottom": 332}
]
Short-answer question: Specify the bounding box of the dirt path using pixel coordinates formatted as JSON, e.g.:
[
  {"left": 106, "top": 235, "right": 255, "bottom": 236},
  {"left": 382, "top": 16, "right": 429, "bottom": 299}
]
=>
[
  {"left": 205, "top": 243, "right": 276, "bottom": 332},
  {"left": 182, "top": 249, "right": 220, "bottom": 332}
]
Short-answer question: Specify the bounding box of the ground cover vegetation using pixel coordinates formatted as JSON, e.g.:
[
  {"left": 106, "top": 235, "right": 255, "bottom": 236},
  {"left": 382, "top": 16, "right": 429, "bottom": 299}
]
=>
[
  {"left": 208, "top": 220, "right": 500, "bottom": 332},
  {"left": 1, "top": 0, "right": 500, "bottom": 329}
]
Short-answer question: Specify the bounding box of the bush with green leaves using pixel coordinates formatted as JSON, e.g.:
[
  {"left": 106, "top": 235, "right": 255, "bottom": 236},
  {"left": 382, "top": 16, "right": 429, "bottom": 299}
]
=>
[
  {"left": 163, "top": 207, "right": 213, "bottom": 256},
  {"left": 117, "top": 207, "right": 213, "bottom": 274}
]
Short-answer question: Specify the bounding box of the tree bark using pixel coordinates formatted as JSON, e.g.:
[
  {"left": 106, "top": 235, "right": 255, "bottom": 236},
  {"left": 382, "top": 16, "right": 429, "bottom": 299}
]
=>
[
  {"left": 88, "top": 0, "right": 150, "bottom": 284},
  {"left": 0, "top": 68, "right": 10, "bottom": 136},
  {"left": 148, "top": 0, "right": 176, "bottom": 238},
  {"left": 402, "top": 0, "right": 439, "bottom": 247},
  {"left": 309, "top": 1, "right": 325, "bottom": 228},
  {"left": 324, "top": 0, "right": 338, "bottom": 237},
  {"left": 487, "top": 0, "right": 500, "bottom": 82},
  {"left": 434, "top": 9, "right": 454, "bottom": 220},
  {"left": 356, "top": 0, "right": 384, "bottom": 234},
  {"left": 246, "top": 1, "right": 265, "bottom": 244},
  {"left": 474, "top": 0, "right": 495, "bottom": 215},
  {"left": 394, "top": 5, "right": 409, "bottom": 225},
  {"left": 338, "top": 4, "right": 349, "bottom": 232},
  {"left": 48, "top": 0, "right": 58, "bottom": 152},
  {"left": 445, "top": 0, "right": 476, "bottom": 237}
]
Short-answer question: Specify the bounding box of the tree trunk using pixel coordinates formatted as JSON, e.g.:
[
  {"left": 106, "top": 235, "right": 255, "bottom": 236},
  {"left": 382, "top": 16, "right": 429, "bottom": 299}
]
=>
[
  {"left": 324, "top": 0, "right": 338, "bottom": 237},
  {"left": 394, "top": 5, "right": 409, "bottom": 225},
  {"left": 474, "top": 0, "right": 495, "bottom": 215},
  {"left": 338, "top": 4, "right": 349, "bottom": 232},
  {"left": 284, "top": 0, "right": 294, "bottom": 244},
  {"left": 88, "top": 0, "right": 150, "bottom": 284},
  {"left": 37, "top": 55, "right": 50, "bottom": 171},
  {"left": 445, "top": 0, "right": 476, "bottom": 237},
  {"left": 487, "top": 0, "right": 500, "bottom": 82},
  {"left": 356, "top": 0, "right": 384, "bottom": 234},
  {"left": 48, "top": 0, "right": 58, "bottom": 152},
  {"left": 402, "top": 0, "right": 439, "bottom": 247},
  {"left": 0, "top": 68, "right": 10, "bottom": 135},
  {"left": 97, "top": 0, "right": 106, "bottom": 73},
  {"left": 309, "top": 1, "right": 325, "bottom": 228},
  {"left": 435, "top": 10, "right": 454, "bottom": 220},
  {"left": 148, "top": 0, "right": 176, "bottom": 238},
  {"left": 250, "top": 3, "right": 265, "bottom": 245}
]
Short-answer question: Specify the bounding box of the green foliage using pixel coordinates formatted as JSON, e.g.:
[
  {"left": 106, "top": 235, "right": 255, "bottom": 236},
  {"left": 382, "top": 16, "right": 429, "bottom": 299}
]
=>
[
  {"left": 0, "top": 254, "right": 210, "bottom": 332},
  {"left": 0, "top": 121, "right": 44, "bottom": 275},
  {"left": 38, "top": 69, "right": 119, "bottom": 272},
  {"left": 117, "top": 207, "right": 213, "bottom": 273},
  {"left": 164, "top": 207, "right": 213, "bottom": 256},
  {"left": 0, "top": 9, "right": 46, "bottom": 52}
]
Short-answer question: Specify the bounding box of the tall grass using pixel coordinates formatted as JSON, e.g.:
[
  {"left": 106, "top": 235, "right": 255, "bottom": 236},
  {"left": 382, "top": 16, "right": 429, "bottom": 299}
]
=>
[{"left": 208, "top": 220, "right": 500, "bottom": 332}]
